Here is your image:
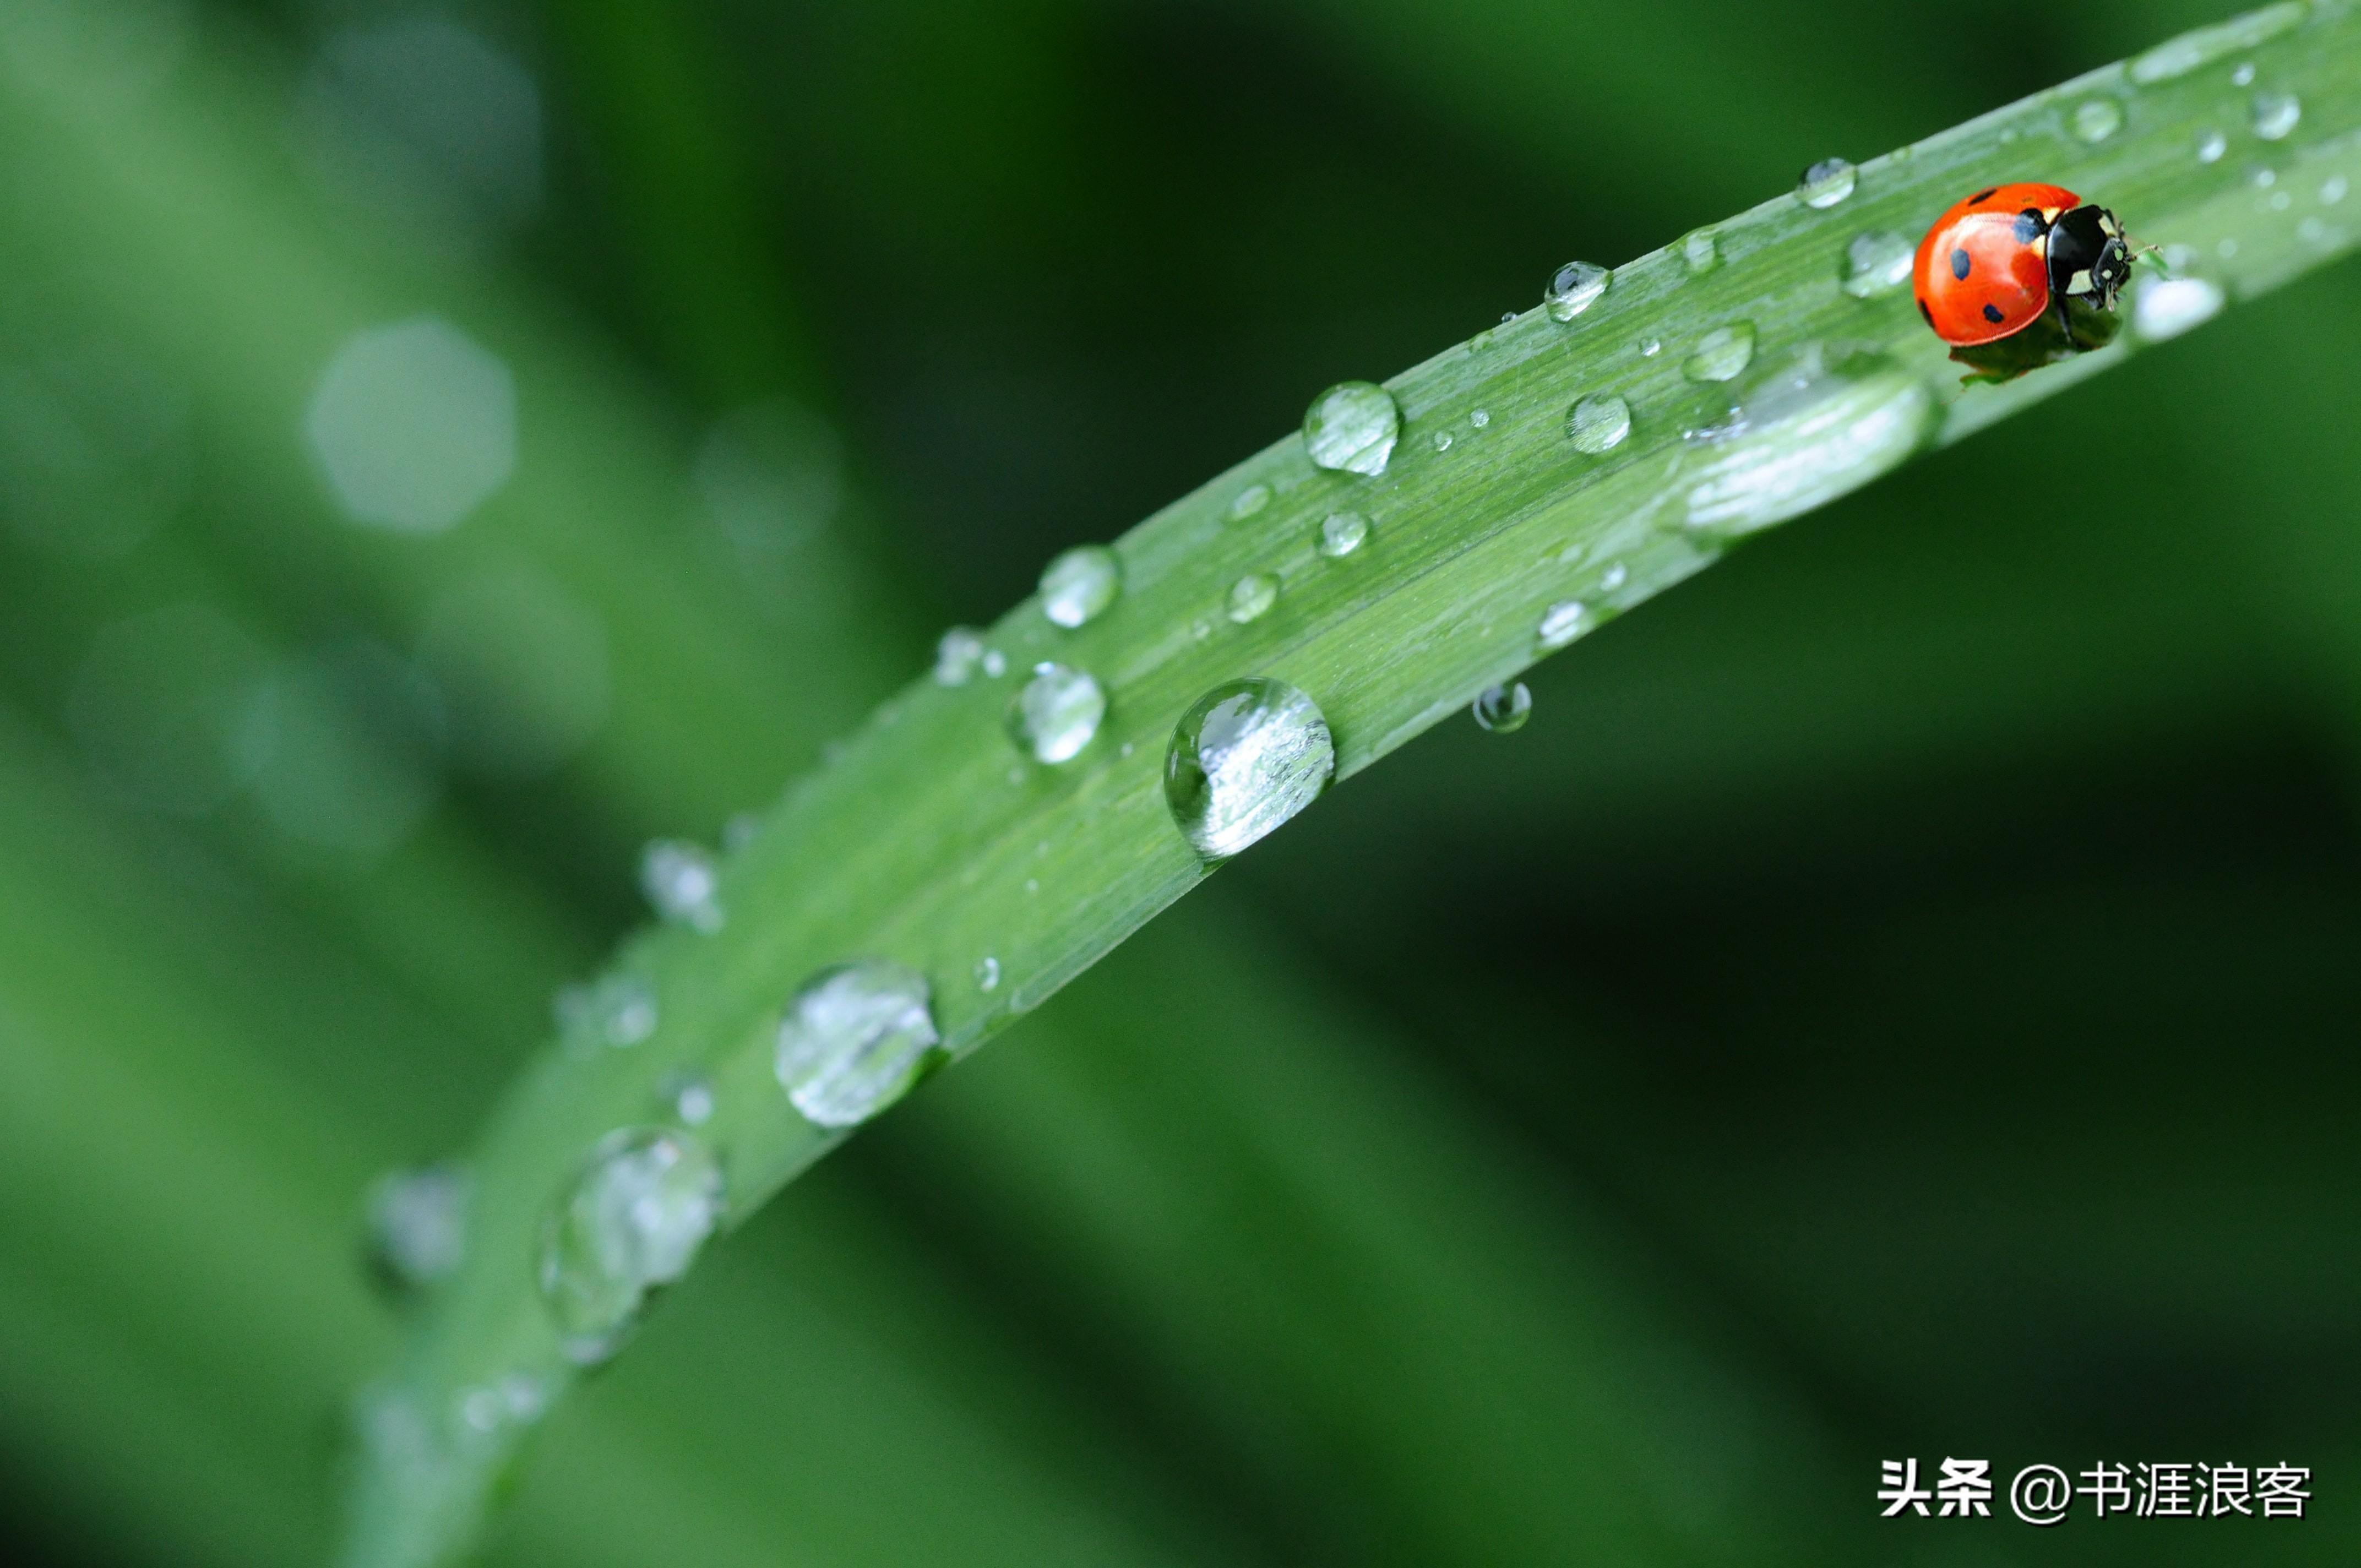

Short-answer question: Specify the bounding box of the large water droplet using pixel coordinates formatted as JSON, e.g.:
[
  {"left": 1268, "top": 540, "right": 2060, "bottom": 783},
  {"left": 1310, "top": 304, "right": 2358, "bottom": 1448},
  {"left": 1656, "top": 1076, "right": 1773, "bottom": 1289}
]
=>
[
  {"left": 1683, "top": 323, "right": 1756, "bottom": 383},
  {"left": 774, "top": 961, "right": 941, "bottom": 1128},
  {"left": 536, "top": 1128, "right": 723, "bottom": 1361},
  {"left": 1318, "top": 511, "right": 1369, "bottom": 557},
  {"left": 934, "top": 627, "right": 989, "bottom": 685},
  {"left": 2132, "top": 275, "right": 2226, "bottom": 341},
  {"left": 556, "top": 973, "right": 657, "bottom": 1050},
  {"left": 2072, "top": 99, "right": 2124, "bottom": 143},
  {"left": 365, "top": 1163, "right": 470, "bottom": 1293},
  {"left": 1680, "top": 230, "right": 1720, "bottom": 275},
  {"left": 640, "top": 839, "right": 722, "bottom": 932},
  {"left": 1227, "top": 483, "right": 1272, "bottom": 521},
  {"left": 1537, "top": 600, "right": 1589, "bottom": 652},
  {"left": 1303, "top": 382, "right": 1401, "bottom": 476},
  {"left": 1678, "top": 350, "right": 1935, "bottom": 538},
  {"left": 1565, "top": 394, "right": 1631, "bottom": 454},
  {"left": 1840, "top": 231, "right": 1914, "bottom": 299},
  {"left": 2253, "top": 90, "right": 2301, "bottom": 141},
  {"left": 2196, "top": 128, "right": 2228, "bottom": 164},
  {"left": 1797, "top": 157, "right": 1857, "bottom": 208},
  {"left": 1005, "top": 662, "right": 1107, "bottom": 764},
  {"left": 1227, "top": 573, "right": 1279, "bottom": 624},
  {"left": 1039, "top": 545, "right": 1120, "bottom": 630},
  {"left": 1163, "top": 678, "right": 1335, "bottom": 859},
  {"left": 1471, "top": 683, "right": 1532, "bottom": 733},
  {"left": 1543, "top": 261, "right": 1611, "bottom": 322}
]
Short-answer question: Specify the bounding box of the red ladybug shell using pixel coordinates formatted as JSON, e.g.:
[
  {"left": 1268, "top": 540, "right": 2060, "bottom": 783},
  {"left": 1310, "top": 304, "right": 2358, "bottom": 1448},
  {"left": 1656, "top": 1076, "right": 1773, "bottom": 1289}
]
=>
[{"left": 1913, "top": 182, "right": 2080, "bottom": 346}]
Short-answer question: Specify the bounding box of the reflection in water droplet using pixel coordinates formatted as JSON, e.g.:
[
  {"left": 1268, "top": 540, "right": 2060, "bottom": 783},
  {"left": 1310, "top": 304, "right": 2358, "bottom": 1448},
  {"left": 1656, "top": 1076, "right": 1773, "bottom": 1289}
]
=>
[
  {"left": 1006, "top": 662, "right": 1107, "bottom": 764},
  {"left": 640, "top": 839, "right": 723, "bottom": 932},
  {"left": 1543, "top": 261, "right": 1611, "bottom": 322},
  {"left": 1680, "top": 230, "right": 1720, "bottom": 275},
  {"left": 1227, "top": 483, "right": 1272, "bottom": 521},
  {"left": 1840, "top": 231, "right": 1916, "bottom": 299},
  {"left": 1471, "top": 683, "right": 1532, "bottom": 733},
  {"left": 306, "top": 316, "right": 515, "bottom": 533},
  {"left": 1164, "top": 679, "right": 1335, "bottom": 859},
  {"left": 1227, "top": 573, "right": 1279, "bottom": 624},
  {"left": 2132, "top": 275, "right": 2226, "bottom": 341},
  {"left": 556, "top": 974, "right": 657, "bottom": 1050},
  {"left": 934, "top": 627, "right": 988, "bottom": 685},
  {"left": 1683, "top": 323, "right": 1757, "bottom": 383},
  {"left": 1679, "top": 351, "right": 1935, "bottom": 538},
  {"left": 1798, "top": 157, "right": 1857, "bottom": 208},
  {"left": 2253, "top": 91, "right": 2300, "bottom": 141},
  {"left": 1565, "top": 394, "right": 1632, "bottom": 454},
  {"left": 2196, "top": 129, "right": 2228, "bottom": 164},
  {"left": 1537, "top": 600, "right": 1589, "bottom": 652},
  {"left": 775, "top": 961, "right": 941, "bottom": 1128},
  {"left": 975, "top": 955, "right": 1001, "bottom": 992},
  {"left": 2072, "top": 99, "right": 2124, "bottom": 143},
  {"left": 1039, "top": 545, "right": 1120, "bottom": 630},
  {"left": 1318, "top": 511, "right": 1369, "bottom": 557},
  {"left": 1303, "top": 381, "right": 1401, "bottom": 476},
  {"left": 365, "top": 1163, "right": 470, "bottom": 1293},
  {"left": 537, "top": 1128, "right": 723, "bottom": 1362}
]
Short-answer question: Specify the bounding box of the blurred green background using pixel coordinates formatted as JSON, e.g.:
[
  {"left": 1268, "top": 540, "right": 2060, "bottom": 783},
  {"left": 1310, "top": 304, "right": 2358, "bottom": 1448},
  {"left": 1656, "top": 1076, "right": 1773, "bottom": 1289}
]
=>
[{"left": 0, "top": 1, "right": 2354, "bottom": 1564}]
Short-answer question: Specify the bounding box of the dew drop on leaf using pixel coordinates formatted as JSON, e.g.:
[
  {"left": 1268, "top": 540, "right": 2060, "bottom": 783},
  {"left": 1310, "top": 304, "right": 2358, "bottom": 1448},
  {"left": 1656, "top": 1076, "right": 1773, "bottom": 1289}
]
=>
[
  {"left": 1565, "top": 394, "right": 1631, "bottom": 454},
  {"left": 1302, "top": 381, "right": 1401, "bottom": 476},
  {"left": 1798, "top": 157, "right": 1857, "bottom": 208},
  {"left": 1005, "top": 661, "right": 1106, "bottom": 764},
  {"left": 1543, "top": 261, "right": 1610, "bottom": 322},
  {"left": 1227, "top": 573, "right": 1279, "bottom": 624},
  {"left": 1039, "top": 544, "right": 1120, "bottom": 629},
  {"left": 774, "top": 961, "right": 942, "bottom": 1128},
  {"left": 1471, "top": 683, "right": 1532, "bottom": 733},
  {"left": 1164, "top": 678, "right": 1335, "bottom": 859},
  {"left": 1682, "top": 323, "right": 1757, "bottom": 383},
  {"left": 640, "top": 838, "right": 723, "bottom": 932},
  {"left": 1318, "top": 511, "right": 1369, "bottom": 557},
  {"left": 536, "top": 1128, "right": 724, "bottom": 1362}
]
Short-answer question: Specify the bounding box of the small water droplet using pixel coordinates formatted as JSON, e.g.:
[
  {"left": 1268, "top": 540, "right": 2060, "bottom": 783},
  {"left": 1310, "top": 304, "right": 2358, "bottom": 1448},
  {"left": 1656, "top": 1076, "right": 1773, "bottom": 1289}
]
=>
[
  {"left": 1005, "top": 662, "right": 1106, "bottom": 764},
  {"left": 2132, "top": 275, "right": 2226, "bottom": 341},
  {"left": 640, "top": 839, "right": 723, "bottom": 933},
  {"left": 1431, "top": 431, "right": 1454, "bottom": 453},
  {"left": 2268, "top": 188, "right": 2293, "bottom": 211},
  {"left": 1565, "top": 393, "right": 1631, "bottom": 454},
  {"left": 1227, "top": 573, "right": 1279, "bottom": 624},
  {"left": 1680, "top": 229, "right": 1720, "bottom": 275},
  {"left": 1024, "top": 876, "right": 1040, "bottom": 894},
  {"left": 2252, "top": 166, "right": 2278, "bottom": 188},
  {"left": 1040, "top": 545, "right": 1120, "bottom": 629},
  {"left": 1469, "top": 408, "right": 1491, "bottom": 430},
  {"left": 1303, "top": 381, "right": 1401, "bottom": 476},
  {"left": 2232, "top": 61, "right": 2257, "bottom": 87},
  {"left": 455, "top": 1373, "right": 548, "bottom": 1442},
  {"left": 1600, "top": 562, "right": 1628, "bottom": 591},
  {"left": 2196, "top": 129, "right": 2228, "bottom": 164},
  {"left": 661, "top": 1071, "right": 715, "bottom": 1126},
  {"left": 1471, "top": 683, "right": 1532, "bottom": 733},
  {"left": 365, "top": 1164, "right": 470, "bottom": 1293},
  {"left": 1543, "top": 261, "right": 1611, "bottom": 322},
  {"left": 1227, "top": 483, "right": 1272, "bottom": 521},
  {"left": 934, "top": 627, "right": 988, "bottom": 685},
  {"left": 2071, "top": 99, "right": 2124, "bottom": 143},
  {"left": 1163, "top": 679, "right": 1335, "bottom": 859},
  {"left": 1682, "top": 322, "right": 1756, "bottom": 383},
  {"left": 1797, "top": 157, "right": 1856, "bottom": 208},
  {"left": 1500, "top": 311, "right": 1517, "bottom": 324},
  {"left": 1537, "top": 600, "right": 1588, "bottom": 651},
  {"left": 537, "top": 1128, "right": 723, "bottom": 1362},
  {"left": 974, "top": 955, "right": 1001, "bottom": 992},
  {"left": 775, "top": 960, "right": 941, "bottom": 1128},
  {"left": 981, "top": 649, "right": 1008, "bottom": 678},
  {"left": 2322, "top": 175, "right": 2349, "bottom": 204},
  {"left": 557, "top": 974, "right": 657, "bottom": 1050},
  {"left": 1638, "top": 337, "right": 1663, "bottom": 357},
  {"left": 2253, "top": 90, "right": 2301, "bottom": 141},
  {"left": 1318, "top": 511, "right": 1369, "bottom": 557},
  {"left": 1839, "top": 231, "right": 1914, "bottom": 300}
]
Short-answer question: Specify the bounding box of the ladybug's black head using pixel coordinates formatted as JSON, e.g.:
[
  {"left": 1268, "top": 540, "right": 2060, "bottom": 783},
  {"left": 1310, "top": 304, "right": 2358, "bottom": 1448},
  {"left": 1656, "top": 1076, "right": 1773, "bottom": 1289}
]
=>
[{"left": 2047, "top": 204, "right": 2132, "bottom": 311}]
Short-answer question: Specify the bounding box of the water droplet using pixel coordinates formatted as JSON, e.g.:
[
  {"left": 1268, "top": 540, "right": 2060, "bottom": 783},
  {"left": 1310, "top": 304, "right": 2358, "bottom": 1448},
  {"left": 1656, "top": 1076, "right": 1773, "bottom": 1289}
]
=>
[
  {"left": 1543, "top": 261, "right": 1611, "bottom": 322},
  {"left": 2196, "top": 129, "right": 2228, "bottom": 164},
  {"left": 1471, "top": 683, "right": 1532, "bottom": 733},
  {"left": 974, "top": 955, "right": 1001, "bottom": 992},
  {"left": 2232, "top": 62, "right": 2257, "bottom": 88},
  {"left": 1227, "top": 573, "right": 1279, "bottom": 624},
  {"left": 1227, "top": 483, "right": 1272, "bottom": 521},
  {"left": 640, "top": 839, "right": 723, "bottom": 933},
  {"left": 365, "top": 1164, "right": 470, "bottom": 1293},
  {"left": 2253, "top": 90, "right": 2300, "bottom": 141},
  {"left": 1537, "top": 600, "right": 1589, "bottom": 652},
  {"left": 1638, "top": 337, "right": 1663, "bottom": 357},
  {"left": 556, "top": 974, "right": 657, "bottom": 1050},
  {"left": 2132, "top": 275, "right": 2226, "bottom": 341},
  {"left": 454, "top": 1372, "right": 549, "bottom": 1442},
  {"left": 1430, "top": 431, "right": 1454, "bottom": 453},
  {"left": 774, "top": 961, "right": 941, "bottom": 1128},
  {"left": 1565, "top": 393, "right": 1632, "bottom": 454},
  {"left": 1163, "top": 679, "right": 1335, "bottom": 859},
  {"left": 1005, "top": 662, "right": 1107, "bottom": 764},
  {"left": 2323, "top": 175, "right": 2349, "bottom": 205},
  {"left": 1679, "top": 350, "right": 1935, "bottom": 538},
  {"left": 934, "top": 627, "right": 989, "bottom": 685},
  {"left": 1839, "top": 231, "right": 1914, "bottom": 299},
  {"left": 1318, "top": 511, "right": 1369, "bottom": 557},
  {"left": 1600, "top": 562, "right": 1629, "bottom": 591},
  {"left": 2252, "top": 166, "right": 2278, "bottom": 188},
  {"left": 981, "top": 649, "right": 1008, "bottom": 678},
  {"left": 1303, "top": 381, "right": 1401, "bottom": 476},
  {"left": 661, "top": 1071, "right": 715, "bottom": 1126},
  {"left": 1469, "top": 408, "right": 1491, "bottom": 430},
  {"left": 1682, "top": 322, "right": 1757, "bottom": 383},
  {"left": 2268, "top": 188, "right": 2293, "bottom": 211},
  {"left": 1680, "top": 229, "right": 1720, "bottom": 275},
  {"left": 2130, "top": 4, "right": 2303, "bottom": 85},
  {"left": 2071, "top": 99, "right": 2124, "bottom": 143},
  {"left": 1039, "top": 545, "right": 1120, "bottom": 630},
  {"left": 537, "top": 1128, "right": 723, "bottom": 1361},
  {"left": 1797, "top": 157, "right": 1856, "bottom": 208}
]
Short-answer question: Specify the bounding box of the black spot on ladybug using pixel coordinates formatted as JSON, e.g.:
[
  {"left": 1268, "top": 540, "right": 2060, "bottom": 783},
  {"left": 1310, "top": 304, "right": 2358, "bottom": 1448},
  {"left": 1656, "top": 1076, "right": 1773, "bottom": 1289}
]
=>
[
  {"left": 1950, "top": 248, "right": 1971, "bottom": 280},
  {"left": 2014, "top": 210, "right": 2043, "bottom": 243},
  {"left": 1918, "top": 298, "right": 1935, "bottom": 329},
  {"left": 1970, "top": 187, "right": 1998, "bottom": 204},
  {"left": 1982, "top": 303, "right": 2006, "bottom": 324}
]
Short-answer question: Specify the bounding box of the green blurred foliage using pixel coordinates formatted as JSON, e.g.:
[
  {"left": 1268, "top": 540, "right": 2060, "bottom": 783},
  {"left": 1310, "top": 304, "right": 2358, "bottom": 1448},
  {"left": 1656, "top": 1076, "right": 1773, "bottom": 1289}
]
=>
[{"left": 0, "top": 1, "right": 2354, "bottom": 1565}]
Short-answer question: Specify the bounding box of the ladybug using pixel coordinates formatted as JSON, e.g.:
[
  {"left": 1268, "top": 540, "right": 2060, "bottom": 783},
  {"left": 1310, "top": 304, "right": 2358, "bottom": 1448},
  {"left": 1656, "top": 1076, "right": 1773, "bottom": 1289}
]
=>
[{"left": 1913, "top": 183, "right": 2134, "bottom": 348}]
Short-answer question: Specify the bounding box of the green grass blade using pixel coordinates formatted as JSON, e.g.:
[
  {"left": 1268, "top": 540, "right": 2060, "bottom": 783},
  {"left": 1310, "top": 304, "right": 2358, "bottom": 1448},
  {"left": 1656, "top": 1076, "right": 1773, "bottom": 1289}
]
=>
[{"left": 351, "top": 6, "right": 2361, "bottom": 1561}]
